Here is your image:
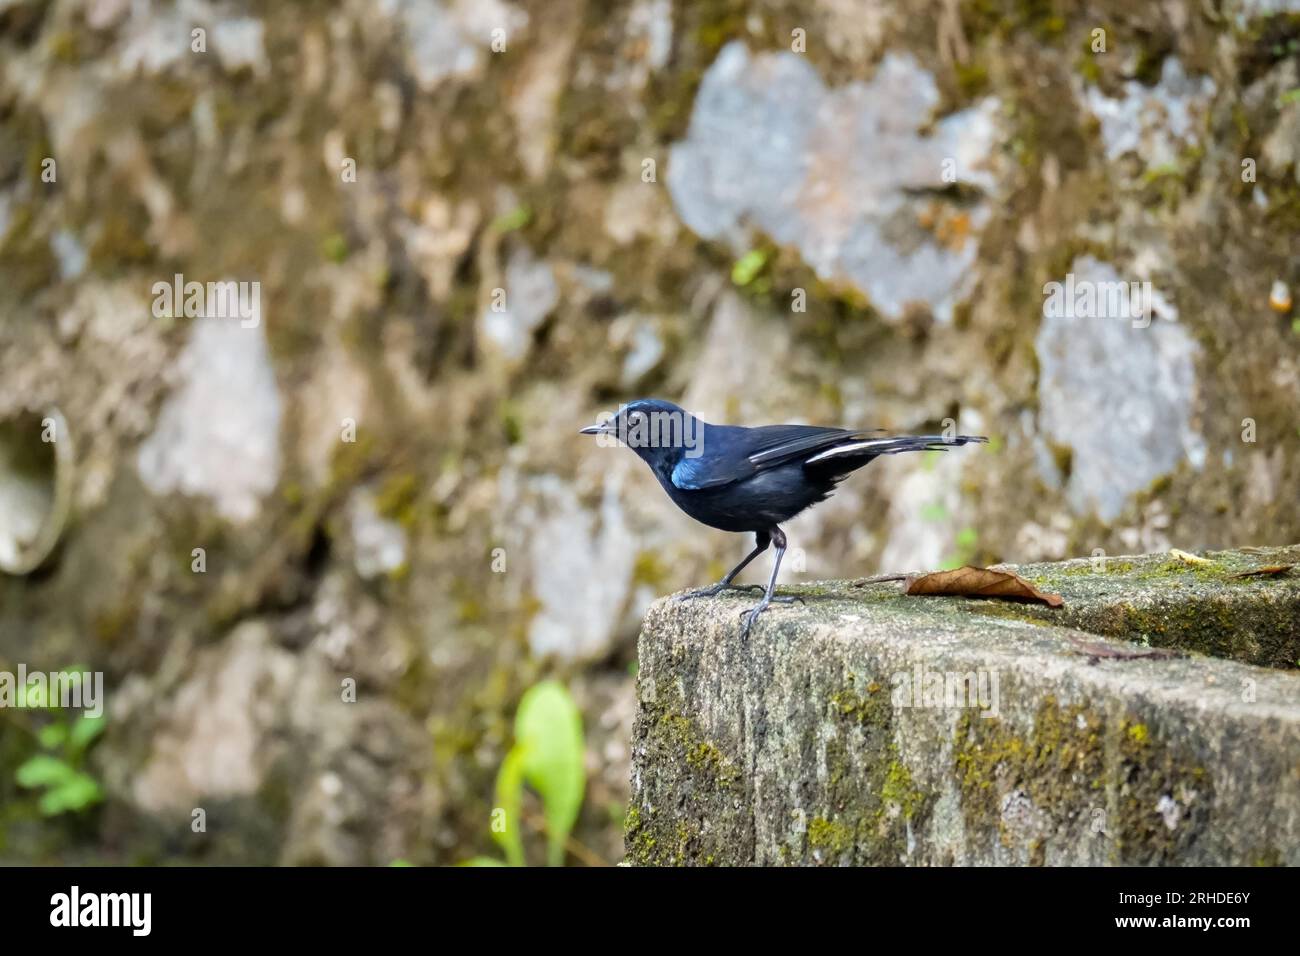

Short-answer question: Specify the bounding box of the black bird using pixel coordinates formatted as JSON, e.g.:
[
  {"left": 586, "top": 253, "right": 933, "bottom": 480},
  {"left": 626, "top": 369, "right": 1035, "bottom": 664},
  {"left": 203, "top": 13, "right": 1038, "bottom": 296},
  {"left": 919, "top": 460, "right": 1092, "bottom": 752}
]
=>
[{"left": 581, "top": 399, "right": 987, "bottom": 638}]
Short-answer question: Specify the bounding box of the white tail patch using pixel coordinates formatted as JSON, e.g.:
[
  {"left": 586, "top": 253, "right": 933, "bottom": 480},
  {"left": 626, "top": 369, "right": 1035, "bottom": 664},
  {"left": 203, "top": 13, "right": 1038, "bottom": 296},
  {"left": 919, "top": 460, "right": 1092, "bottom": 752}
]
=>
[{"left": 804, "top": 439, "right": 896, "bottom": 464}]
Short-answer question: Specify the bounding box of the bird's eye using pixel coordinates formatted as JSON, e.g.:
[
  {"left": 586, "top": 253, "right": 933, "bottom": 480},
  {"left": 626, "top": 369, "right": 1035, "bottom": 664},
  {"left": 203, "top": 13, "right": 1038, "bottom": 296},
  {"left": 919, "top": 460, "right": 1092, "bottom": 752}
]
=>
[{"left": 628, "top": 411, "right": 645, "bottom": 426}]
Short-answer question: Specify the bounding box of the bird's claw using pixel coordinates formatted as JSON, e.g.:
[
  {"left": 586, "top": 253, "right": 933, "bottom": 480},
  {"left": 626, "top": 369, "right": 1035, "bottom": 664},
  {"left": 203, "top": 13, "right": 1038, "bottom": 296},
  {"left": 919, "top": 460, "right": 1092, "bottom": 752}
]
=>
[
  {"left": 676, "top": 582, "right": 764, "bottom": 602},
  {"left": 735, "top": 593, "right": 801, "bottom": 639},
  {"left": 733, "top": 593, "right": 802, "bottom": 609}
]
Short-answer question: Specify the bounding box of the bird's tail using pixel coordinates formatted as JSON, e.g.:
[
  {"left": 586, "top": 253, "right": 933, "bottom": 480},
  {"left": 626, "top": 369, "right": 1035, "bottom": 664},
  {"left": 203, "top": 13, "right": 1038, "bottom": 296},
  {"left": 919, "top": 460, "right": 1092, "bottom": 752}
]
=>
[{"left": 803, "top": 433, "right": 988, "bottom": 468}]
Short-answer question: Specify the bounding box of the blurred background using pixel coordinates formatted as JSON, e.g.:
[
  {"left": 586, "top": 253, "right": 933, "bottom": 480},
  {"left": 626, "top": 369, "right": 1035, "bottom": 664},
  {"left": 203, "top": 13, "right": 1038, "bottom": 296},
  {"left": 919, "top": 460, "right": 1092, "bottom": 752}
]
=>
[{"left": 0, "top": 0, "right": 1298, "bottom": 865}]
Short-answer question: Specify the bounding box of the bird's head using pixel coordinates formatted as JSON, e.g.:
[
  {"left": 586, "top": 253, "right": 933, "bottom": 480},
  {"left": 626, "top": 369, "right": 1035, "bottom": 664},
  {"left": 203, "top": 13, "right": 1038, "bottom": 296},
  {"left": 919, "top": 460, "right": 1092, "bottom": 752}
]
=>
[{"left": 579, "top": 398, "right": 702, "bottom": 469}]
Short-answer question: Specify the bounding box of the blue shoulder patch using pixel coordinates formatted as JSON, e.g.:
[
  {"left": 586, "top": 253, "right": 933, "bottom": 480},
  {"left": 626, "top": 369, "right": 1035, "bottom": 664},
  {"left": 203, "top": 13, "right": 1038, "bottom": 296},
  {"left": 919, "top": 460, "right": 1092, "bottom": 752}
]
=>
[{"left": 671, "top": 456, "right": 708, "bottom": 491}]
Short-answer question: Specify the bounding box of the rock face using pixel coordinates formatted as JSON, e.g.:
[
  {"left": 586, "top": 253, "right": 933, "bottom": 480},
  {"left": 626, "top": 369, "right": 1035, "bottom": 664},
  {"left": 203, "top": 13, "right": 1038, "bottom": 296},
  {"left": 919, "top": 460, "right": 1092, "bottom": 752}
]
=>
[
  {"left": 1035, "top": 256, "right": 1203, "bottom": 521},
  {"left": 135, "top": 321, "right": 283, "bottom": 524},
  {"left": 627, "top": 546, "right": 1300, "bottom": 865},
  {"left": 667, "top": 43, "right": 1000, "bottom": 323}
]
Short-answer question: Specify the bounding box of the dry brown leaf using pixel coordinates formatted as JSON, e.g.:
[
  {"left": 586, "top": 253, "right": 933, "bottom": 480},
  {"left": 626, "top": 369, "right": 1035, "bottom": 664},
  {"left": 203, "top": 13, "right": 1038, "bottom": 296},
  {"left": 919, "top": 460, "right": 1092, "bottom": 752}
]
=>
[
  {"left": 903, "top": 566, "right": 1064, "bottom": 607},
  {"left": 1231, "top": 564, "right": 1295, "bottom": 578},
  {"left": 1169, "top": 548, "right": 1213, "bottom": 567}
]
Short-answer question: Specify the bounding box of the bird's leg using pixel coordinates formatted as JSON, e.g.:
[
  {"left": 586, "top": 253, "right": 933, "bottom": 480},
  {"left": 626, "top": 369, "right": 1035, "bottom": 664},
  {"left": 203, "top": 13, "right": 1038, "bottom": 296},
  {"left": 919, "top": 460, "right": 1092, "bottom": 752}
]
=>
[
  {"left": 739, "top": 527, "right": 803, "bottom": 639},
  {"left": 675, "top": 532, "right": 770, "bottom": 601}
]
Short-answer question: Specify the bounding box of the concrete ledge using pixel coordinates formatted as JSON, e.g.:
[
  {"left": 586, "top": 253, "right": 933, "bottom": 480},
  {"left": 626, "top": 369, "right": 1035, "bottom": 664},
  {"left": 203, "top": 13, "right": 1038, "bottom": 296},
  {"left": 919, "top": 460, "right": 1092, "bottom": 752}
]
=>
[{"left": 626, "top": 546, "right": 1300, "bottom": 865}]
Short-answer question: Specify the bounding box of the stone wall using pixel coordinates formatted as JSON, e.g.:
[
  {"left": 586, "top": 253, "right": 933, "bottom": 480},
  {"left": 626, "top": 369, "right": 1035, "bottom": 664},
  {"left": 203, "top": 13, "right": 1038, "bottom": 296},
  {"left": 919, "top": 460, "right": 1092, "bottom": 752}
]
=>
[{"left": 627, "top": 546, "right": 1300, "bottom": 865}]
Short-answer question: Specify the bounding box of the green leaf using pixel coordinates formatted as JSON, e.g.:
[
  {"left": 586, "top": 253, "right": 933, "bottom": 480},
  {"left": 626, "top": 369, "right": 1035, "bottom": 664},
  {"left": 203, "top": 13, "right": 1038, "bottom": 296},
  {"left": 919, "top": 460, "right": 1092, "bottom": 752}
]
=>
[
  {"left": 491, "top": 746, "right": 527, "bottom": 867},
  {"left": 18, "top": 757, "right": 102, "bottom": 816},
  {"left": 490, "top": 206, "right": 531, "bottom": 234},
  {"left": 38, "top": 723, "right": 68, "bottom": 749},
  {"left": 514, "top": 681, "right": 586, "bottom": 867},
  {"left": 459, "top": 856, "right": 507, "bottom": 867},
  {"left": 44, "top": 773, "right": 102, "bottom": 815},
  {"left": 919, "top": 502, "right": 949, "bottom": 523},
  {"left": 730, "top": 249, "right": 769, "bottom": 287},
  {"left": 68, "top": 714, "right": 105, "bottom": 751},
  {"left": 388, "top": 859, "right": 414, "bottom": 867},
  {"left": 16, "top": 754, "right": 76, "bottom": 789},
  {"left": 38, "top": 791, "right": 68, "bottom": 816},
  {"left": 321, "top": 233, "right": 349, "bottom": 263}
]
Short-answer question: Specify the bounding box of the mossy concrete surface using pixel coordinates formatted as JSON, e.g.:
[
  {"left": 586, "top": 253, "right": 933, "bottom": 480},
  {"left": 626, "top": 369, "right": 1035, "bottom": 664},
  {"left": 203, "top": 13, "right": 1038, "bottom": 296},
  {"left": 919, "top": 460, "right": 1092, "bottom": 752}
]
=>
[
  {"left": 980, "top": 545, "right": 1300, "bottom": 669},
  {"left": 626, "top": 546, "right": 1300, "bottom": 865}
]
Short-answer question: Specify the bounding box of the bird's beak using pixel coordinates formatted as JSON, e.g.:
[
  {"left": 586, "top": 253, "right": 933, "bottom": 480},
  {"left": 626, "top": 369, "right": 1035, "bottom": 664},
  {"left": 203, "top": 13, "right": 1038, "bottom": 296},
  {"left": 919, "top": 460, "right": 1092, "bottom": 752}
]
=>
[{"left": 579, "top": 423, "right": 611, "bottom": 436}]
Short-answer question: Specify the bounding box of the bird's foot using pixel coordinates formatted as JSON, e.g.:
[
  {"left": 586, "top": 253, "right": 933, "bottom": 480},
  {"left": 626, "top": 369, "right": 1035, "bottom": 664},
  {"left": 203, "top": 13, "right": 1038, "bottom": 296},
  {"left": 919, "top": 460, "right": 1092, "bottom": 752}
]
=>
[
  {"left": 736, "top": 593, "right": 805, "bottom": 639},
  {"left": 675, "top": 582, "right": 764, "bottom": 602}
]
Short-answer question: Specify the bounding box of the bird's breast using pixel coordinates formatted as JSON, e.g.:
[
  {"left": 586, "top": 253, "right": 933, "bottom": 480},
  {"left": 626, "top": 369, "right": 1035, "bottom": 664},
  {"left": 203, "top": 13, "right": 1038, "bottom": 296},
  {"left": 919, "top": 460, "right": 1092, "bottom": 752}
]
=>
[{"left": 660, "top": 464, "right": 834, "bottom": 533}]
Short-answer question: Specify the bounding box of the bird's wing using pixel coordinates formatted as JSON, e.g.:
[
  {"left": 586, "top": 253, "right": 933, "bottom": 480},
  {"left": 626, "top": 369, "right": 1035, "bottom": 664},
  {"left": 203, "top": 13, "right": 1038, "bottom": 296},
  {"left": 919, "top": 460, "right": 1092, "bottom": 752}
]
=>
[{"left": 671, "top": 424, "right": 864, "bottom": 490}]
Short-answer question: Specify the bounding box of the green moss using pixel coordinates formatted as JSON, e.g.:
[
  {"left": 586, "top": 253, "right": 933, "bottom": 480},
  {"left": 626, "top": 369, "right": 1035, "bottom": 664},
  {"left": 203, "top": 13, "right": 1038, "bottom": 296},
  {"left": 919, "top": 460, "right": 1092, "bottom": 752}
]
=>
[
  {"left": 881, "top": 759, "right": 925, "bottom": 821},
  {"left": 1261, "top": 170, "right": 1300, "bottom": 234},
  {"left": 320, "top": 233, "right": 348, "bottom": 263},
  {"left": 810, "top": 676, "right": 936, "bottom": 864},
  {"left": 953, "top": 696, "right": 1106, "bottom": 857},
  {"left": 962, "top": 0, "right": 1069, "bottom": 45},
  {"left": 1075, "top": 53, "right": 1102, "bottom": 86},
  {"left": 1115, "top": 717, "right": 1215, "bottom": 864},
  {"left": 1236, "top": 13, "right": 1300, "bottom": 87},
  {"left": 954, "top": 61, "right": 991, "bottom": 99},
  {"left": 657, "top": 712, "right": 739, "bottom": 788},
  {"left": 950, "top": 697, "right": 1220, "bottom": 864},
  {"left": 627, "top": 687, "right": 746, "bottom": 865},
  {"left": 92, "top": 602, "right": 137, "bottom": 645},
  {"left": 48, "top": 31, "right": 81, "bottom": 63},
  {"left": 88, "top": 208, "right": 153, "bottom": 271},
  {"left": 499, "top": 401, "right": 523, "bottom": 446},
  {"left": 1047, "top": 441, "right": 1073, "bottom": 480},
  {"left": 686, "top": 739, "right": 738, "bottom": 785},
  {"left": 625, "top": 803, "right": 660, "bottom": 862},
  {"left": 1001, "top": 549, "right": 1300, "bottom": 669},
  {"left": 1254, "top": 847, "right": 1283, "bottom": 867},
  {"left": 1132, "top": 40, "right": 1172, "bottom": 87},
  {"left": 807, "top": 816, "right": 853, "bottom": 854},
  {"left": 455, "top": 597, "right": 484, "bottom": 624},
  {"left": 1102, "top": 588, "right": 1293, "bottom": 667},
  {"left": 828, "top": 680, "right": 888, "bottom": 725},
  {"left": 632, "top": 551, "right": 670, "bottom": 590},
  {"left": 373, "top": 472, "right": 419, "bottom": 527},
  {"left": 328, "top": 429, "right": 380, "bottom": 488}
]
